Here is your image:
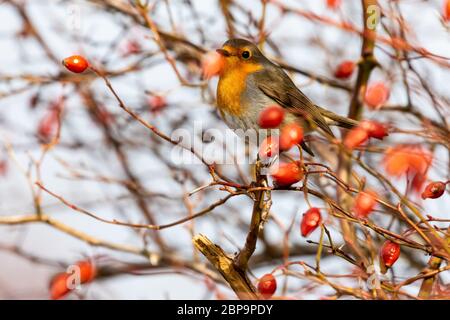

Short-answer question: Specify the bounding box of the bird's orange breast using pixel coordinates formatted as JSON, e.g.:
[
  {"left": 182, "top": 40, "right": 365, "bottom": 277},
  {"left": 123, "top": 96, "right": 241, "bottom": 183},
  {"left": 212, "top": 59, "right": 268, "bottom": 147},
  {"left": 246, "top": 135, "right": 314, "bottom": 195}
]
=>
[{"left": 217, "top": 60, "right": 262, "bottom": 116}]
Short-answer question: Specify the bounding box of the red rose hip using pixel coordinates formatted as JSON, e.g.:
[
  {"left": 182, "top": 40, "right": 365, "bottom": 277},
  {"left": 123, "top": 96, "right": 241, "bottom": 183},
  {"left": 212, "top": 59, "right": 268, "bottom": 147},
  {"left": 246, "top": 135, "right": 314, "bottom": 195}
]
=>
[
  {"left": 257, "top": 273, "right": 277, "bottom": 299},
  {"left": 62, "top": 55, "right": 89, "bottom": 73},
  {"left": 360, "top": 120, "right": 389, "bottom": 139},
  {"left": 353, "top": 191, "right": 377, "bottom": 218},
  {"left": 334, "top": 60, "right": 355, "bottom": 79},
  {"left": 50, "top": 273, "right": 70, "bottom": 300},
  {"left": 76, "top": 260, "right": 96, "bottom": 283},
  {"left": 202, "top": 51, "right": 225, "bottom": 79},
  {"left": 344, "top": 127, "right": 369, "bottom": 149},
  {"left": 421, "top": 181, "right": 446, "bottom": 200},
  {"left": 444, "top": 0, "right": 450, "bottom": 21},
  {"left": 271, "top": 161, "right": 303, "bottom": 187},
  {"left": 279, "top": 123, "right": 304, "bottom": 151},
  {"left": 365, "top": 82, "right": 390, "bottom": 109},
  {"left": 326, "top": 0, "right": 341, "bottom": 10},
  {"left": 380, "top": 240, "right": 400, "bottom": 268},
  {"left": 300, "top": 207, "right": 322, "bottom": 237},
  {"left": 258, "top": 105, "right": 285, "bottom": 129}
]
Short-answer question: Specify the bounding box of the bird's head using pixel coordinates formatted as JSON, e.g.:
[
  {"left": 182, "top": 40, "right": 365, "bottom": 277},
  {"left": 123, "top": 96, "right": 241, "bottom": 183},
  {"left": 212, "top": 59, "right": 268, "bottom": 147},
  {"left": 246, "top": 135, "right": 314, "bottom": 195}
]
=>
[{"left": 216, "top": 39, "right": 267, "bottom": 75}]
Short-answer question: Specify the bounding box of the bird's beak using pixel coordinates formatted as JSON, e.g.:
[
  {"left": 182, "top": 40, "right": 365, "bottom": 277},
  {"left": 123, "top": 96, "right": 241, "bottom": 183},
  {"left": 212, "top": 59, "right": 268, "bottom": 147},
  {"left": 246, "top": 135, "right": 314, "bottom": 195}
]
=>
[{"left": 216, "top": 48, "right": 231, "bottom": 57}]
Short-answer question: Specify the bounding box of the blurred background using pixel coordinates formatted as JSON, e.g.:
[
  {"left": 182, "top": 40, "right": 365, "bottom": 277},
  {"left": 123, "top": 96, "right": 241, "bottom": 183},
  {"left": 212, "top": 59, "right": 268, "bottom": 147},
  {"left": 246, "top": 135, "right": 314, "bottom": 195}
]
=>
[{"left": 0, "top": 0, "right": 449, "bottom": 299}]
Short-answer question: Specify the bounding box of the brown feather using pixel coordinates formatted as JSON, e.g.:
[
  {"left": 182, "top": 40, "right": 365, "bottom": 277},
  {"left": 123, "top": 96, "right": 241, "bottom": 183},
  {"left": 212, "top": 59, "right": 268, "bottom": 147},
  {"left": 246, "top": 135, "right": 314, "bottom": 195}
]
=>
[{"left": 255, "top": 65, "right": 335, "bottom": 138}]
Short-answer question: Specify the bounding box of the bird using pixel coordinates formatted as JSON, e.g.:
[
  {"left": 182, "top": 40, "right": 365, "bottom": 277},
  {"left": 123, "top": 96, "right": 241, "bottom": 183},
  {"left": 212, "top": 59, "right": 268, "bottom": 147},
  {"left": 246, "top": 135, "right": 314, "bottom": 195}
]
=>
[{"left": 215, "top": 38, "right": 357, "bottom": 156}]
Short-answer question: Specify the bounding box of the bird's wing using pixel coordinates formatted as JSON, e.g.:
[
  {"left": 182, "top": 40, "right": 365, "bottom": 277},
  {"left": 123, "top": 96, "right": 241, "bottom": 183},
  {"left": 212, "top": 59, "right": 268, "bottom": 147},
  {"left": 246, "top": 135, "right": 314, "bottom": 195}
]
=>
[{"left": 255, "top": 66, "right": 335, "bottom": 138}]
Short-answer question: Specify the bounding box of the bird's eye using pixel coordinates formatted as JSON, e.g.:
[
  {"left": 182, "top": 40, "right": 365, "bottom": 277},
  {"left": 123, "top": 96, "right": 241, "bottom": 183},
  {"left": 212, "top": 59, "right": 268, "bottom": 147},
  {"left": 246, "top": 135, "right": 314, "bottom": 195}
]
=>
[{"left": 241, "top": 50, "right": 251, "bottom": 60}]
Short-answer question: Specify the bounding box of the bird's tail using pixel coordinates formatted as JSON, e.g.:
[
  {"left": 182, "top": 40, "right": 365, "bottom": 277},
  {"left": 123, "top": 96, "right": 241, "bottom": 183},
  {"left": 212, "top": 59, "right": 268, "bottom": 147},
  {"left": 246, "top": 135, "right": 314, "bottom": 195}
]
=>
[{"left": 315, "top": 105, "right": 359, "bottom": 129}]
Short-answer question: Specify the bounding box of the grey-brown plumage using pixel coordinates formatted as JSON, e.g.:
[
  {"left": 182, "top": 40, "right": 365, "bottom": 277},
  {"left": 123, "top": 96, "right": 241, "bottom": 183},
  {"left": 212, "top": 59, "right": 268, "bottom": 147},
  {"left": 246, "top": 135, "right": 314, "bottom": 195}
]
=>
[
  {"left": 255, "top": 65, "right": 336, "bottom": 138},
  {"left": 217, "top": 38, "right": 358, "bottom": 156}
]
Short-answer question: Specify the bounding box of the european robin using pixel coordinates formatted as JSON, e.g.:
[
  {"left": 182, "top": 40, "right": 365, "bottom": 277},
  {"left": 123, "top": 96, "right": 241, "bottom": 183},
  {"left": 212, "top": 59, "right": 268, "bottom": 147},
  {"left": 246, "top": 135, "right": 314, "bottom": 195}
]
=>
[{"left": 216, "top": 38, "right": 357, "bottom": 155}]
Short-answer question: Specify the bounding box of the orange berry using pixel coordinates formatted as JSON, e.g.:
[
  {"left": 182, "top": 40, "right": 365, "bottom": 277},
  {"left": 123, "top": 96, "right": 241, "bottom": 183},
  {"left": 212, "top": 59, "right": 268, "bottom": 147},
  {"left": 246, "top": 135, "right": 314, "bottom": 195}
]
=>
[
  {"left": 300, "top": 207, "right": 322, "bottom": 237},
  {"left": 76, "top": 260, "right": 96, "bottom": 283},
  {"left": 384, "top": 148, "right": 410, "bottom": 177},
  {"left": 444, "top": 0, "right": 450, "bottom": 21},
  {"left": 334, "top": 60, "right": 355, "bottom": 79},
  {"left": 421, "top": 181, "right": 446, "bottom": 200},
  {"left": 365, "top": 82, "right": 390, "bottom": 109},
  {"left": 49, "top": 260, "right": 96, "bottom": 300},
  {"left": 380, "top": 241, "right": 400, "bottom": 268},
  {"left": 353, "top": 190, "right": 378, "bottom": 218},
  {"left": 344, "top": 127, "right": 369, "bottom": 149},
  {"left": 257, "top": 274, "right": 277, "bottom": 299},
  {"left": 326, "top": 0, "right": 341, "bottom": 10},
  {"left": 258, "top": 105, "right": 285, "bottom": 129},
  {"left": 384, "top": 145, "right": 432, "bottom": 178},
  {"left": 62, "top": 55, "right": 89, "bottom": 73},
  {"left": 271, "top": 161, "right": 303, "bottom": 187},
  {"left": 50, "top": 273, "right": 70, "bottom": 300},
  {"left": 202, "top": 51, "right": 225, "bottom": 79},
  {"left": 279, "top": 123, "right": 304, "bottom": 151},
  {"left": 359, "top": 120, "right": 389, "bottom": 139}
]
